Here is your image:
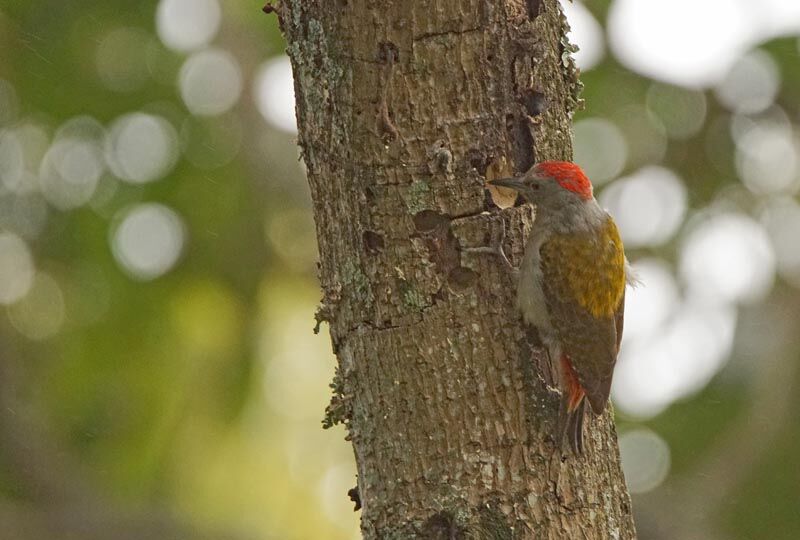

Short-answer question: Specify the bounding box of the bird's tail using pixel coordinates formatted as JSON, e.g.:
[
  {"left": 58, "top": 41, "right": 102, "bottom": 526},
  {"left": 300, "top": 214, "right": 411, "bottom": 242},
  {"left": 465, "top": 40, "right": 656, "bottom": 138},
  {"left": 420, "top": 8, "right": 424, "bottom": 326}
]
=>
[
  {"left": 565, "top": 397, "right": 586, "bottom": 455},
  {"left": 560, "top": 354, "right": 587, "bottom": 456}
]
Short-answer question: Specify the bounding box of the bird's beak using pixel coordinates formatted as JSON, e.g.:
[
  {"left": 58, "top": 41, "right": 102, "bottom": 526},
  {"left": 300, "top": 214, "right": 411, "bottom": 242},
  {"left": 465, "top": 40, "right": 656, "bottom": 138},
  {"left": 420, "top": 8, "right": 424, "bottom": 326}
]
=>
[{"left": 489, "top": 177, "right": 526, "bottom": 190}]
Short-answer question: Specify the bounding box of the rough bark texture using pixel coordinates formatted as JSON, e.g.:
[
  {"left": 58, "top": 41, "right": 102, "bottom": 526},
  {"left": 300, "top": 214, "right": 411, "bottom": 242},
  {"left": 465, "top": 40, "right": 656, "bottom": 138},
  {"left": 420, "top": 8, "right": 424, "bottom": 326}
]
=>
[{"left": 276, "top": 1, "right": 636, "bottom": 538}]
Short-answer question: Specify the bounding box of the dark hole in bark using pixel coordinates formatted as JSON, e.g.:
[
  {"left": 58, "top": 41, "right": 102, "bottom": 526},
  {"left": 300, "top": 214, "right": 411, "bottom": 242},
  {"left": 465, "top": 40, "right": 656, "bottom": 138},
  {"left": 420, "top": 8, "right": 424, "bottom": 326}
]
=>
[
  {"left": 448, "top": 267, "right": 478, "bottom": 290},
  {"left": 421, "top": 510, "right": 465, "bottom": 539},
  {"left": 413, "top": 210, "right": 449, "bottom": 233},
  {"left": 362, "top": 230, "right": 385, "bottom": 254},
  {"left": 466, "top": 148, "right": 488, "bottom": 176},
  {"left": 522, "top": 89, "right": 548, "bottom": 116},
  {"left": 507, "top": 114, "right": 535, "bottom": 174},
  {"left": 527, "top": 0, "right": 542, "bottom": 20},
  {"left": 504, "top": 113, "right": 515, "bottom": 131},
  {"left": 432, "top": 286, "right": 446, "bottom": 303},
  {"left": 364, "top": 185, "right": 376, "bottom": 204},
  {"left": 377, "top": 41, "right": 399, "bottom": 64}
]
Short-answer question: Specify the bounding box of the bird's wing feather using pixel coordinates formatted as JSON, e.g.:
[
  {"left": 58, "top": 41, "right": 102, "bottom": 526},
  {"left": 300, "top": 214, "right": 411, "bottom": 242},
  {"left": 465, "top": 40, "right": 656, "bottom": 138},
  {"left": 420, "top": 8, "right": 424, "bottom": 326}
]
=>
[
  {"left": 539, "top": 216, "right": 626, "bottom": 414},
  {"left": 614, "top": 288, "right": 625, "bottom": 355}
]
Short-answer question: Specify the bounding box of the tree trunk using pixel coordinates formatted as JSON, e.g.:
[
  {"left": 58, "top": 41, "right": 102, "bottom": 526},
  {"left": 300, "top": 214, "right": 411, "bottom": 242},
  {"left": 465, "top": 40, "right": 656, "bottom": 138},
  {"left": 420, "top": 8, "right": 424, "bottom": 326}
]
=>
[{"left": 275, "top": 1, "right": 636, "bottom": 538}]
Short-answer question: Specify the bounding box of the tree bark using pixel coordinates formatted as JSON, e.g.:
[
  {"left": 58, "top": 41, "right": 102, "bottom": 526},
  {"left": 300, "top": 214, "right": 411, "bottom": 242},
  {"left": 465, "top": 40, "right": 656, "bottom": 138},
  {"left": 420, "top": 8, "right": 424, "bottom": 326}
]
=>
[{"left": 275, "top": 1, "right": 636, "bottom": 538}]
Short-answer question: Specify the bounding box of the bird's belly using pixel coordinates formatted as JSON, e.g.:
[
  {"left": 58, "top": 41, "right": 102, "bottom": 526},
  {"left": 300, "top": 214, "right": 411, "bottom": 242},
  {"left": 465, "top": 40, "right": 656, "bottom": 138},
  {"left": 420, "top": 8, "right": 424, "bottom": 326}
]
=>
[{"left": 517, "top": 242, "right": 552, "bottom": 335}]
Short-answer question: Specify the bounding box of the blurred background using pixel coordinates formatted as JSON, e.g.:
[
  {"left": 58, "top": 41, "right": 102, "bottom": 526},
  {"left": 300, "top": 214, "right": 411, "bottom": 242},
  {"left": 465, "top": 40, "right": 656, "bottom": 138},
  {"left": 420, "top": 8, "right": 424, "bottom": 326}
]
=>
[{"left": 0, "top": 0, "right": 798, "bottom": 539}]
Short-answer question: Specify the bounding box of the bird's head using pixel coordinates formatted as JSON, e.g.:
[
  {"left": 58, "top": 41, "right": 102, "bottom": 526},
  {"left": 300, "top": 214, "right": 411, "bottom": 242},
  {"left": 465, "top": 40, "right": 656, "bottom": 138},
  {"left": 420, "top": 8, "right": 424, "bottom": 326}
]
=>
[{"left": 490, "top": 161, "right": 593, "bottom": 205}]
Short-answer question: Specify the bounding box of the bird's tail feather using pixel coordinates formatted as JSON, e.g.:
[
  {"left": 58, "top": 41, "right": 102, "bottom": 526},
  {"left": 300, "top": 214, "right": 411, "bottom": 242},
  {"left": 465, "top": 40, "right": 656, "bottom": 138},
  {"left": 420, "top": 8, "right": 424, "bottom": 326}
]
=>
[
  {"left": 559, "top": 354, "right": 587, "bottom": 456},
  {"left": 565, "top": 397, "right": 586, "bottom": 455}
]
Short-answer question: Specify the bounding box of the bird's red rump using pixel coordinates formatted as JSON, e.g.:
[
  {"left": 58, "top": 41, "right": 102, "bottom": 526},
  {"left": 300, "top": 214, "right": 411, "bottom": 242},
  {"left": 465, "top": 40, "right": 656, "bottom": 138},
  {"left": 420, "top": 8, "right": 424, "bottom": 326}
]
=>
[
  {"left": 561, "top": 354, "right": 586, "bottom": 413},
  {"left": 536, "top": 161, "right": 593, "bottom": 200}
]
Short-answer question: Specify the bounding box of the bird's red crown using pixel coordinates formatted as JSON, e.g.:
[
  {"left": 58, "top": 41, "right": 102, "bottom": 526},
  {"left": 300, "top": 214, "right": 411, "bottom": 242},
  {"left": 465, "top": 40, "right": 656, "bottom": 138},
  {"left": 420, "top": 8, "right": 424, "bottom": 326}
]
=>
[{"left": 535, "top": 161, "right": 593, "bottom": 200}]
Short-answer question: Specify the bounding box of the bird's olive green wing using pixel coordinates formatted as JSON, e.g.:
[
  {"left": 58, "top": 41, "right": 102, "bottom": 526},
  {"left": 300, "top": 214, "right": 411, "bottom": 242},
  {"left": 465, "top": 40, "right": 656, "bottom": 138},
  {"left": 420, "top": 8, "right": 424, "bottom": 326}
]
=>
[{"left": 539, "top": 216, "right": 626, "bottom": 414}]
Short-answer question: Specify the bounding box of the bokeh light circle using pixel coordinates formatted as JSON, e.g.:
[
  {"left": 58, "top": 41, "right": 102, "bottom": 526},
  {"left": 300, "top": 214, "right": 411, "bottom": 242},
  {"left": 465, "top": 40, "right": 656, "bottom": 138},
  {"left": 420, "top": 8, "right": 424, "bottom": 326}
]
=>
[
  {"left": 730, "top": 106, "right": 791, "bottom": 144},
  {"left": 573, "top": 117, "right": 628, "bottom": 185},
  {"left": 111, "top": 203, "right": 186, "bottom": 280},
  {"left": 760, "top": 197, "right": 800, "bottom": 288},
  {"left": 646, "top": 84, "right": 707, "bottom": 140},
  {"left": 619, "top": 429, "right": 671, "bottom": 494},
  {"left": 254, "top": 56, "right": 298, "bottom": 134},
  {"left": 156, "top": 0, "right": 221, "bottom": 52},
  {"left": 560, "top": 0, "right": 605, "bottom": 71},
  {"left": 608, "top": 0, "right": 749, "bottom": 87},
  {"left": 734, "top": 121, "right": 798, "bottom": 195},
  {"left": 39, "top": 136, "right": 104, "bottom": 210},
  {"left": 7, "top": 272, "right": 65, "bottom": 340},
  {"left": 0, "top": 128, "right": 25, "bottom": 191},
  {"left": 613, "top": 301, "right": 737, "bottom": 418},
  {"left": 715, "top": 49, "right": 780, "bottom": 115},
  {"left": 622, "top": 259, "right": 679, "bottom": 342},
  {"left": 613, "top": 105, "right": 668, "bottom": 169},
  {"left": 0, "top": 232, "right": 35, "bottom": 305},
  {"left": 600, "top": 166, "right": 687, "bottom": 248},
  {"left": 680, "top": 213, "right": 775, "bottom": 304},
  {"left": 0, "top": 122, "right": 50, "bottom": 195},
  {"left": 0, "top": 193, "right": 49, "bottom": 240},
  {"left": 106, "top": 112, "right": 179, "bottom": 184},
  {"left": 179, "top": 48, "right": 243, "bottom": 116}
]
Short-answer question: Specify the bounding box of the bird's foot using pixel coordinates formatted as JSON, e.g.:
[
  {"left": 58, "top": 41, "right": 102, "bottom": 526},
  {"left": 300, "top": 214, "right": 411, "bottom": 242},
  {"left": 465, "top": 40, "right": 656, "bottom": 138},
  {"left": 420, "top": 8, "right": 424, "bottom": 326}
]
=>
[{"left": 461, "top": 220, "right": 517, "bottom": 275}]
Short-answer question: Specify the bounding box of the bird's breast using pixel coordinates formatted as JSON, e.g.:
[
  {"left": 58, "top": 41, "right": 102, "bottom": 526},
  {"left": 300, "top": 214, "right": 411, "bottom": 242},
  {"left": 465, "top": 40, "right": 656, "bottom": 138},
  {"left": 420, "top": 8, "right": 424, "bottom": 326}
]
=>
[
  {"left": 517, "top": 230, "right": 552, "bottom": 334},
  {"left": 540, "top": 218, "right": 626, "bottom": 319}
]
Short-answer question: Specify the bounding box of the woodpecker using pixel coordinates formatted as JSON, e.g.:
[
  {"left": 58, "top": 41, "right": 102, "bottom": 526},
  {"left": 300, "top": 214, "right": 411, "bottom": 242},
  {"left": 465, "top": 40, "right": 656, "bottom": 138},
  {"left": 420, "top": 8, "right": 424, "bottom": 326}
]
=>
[{"left": 490, "top": 161, "right": 628, "bottom": 455}]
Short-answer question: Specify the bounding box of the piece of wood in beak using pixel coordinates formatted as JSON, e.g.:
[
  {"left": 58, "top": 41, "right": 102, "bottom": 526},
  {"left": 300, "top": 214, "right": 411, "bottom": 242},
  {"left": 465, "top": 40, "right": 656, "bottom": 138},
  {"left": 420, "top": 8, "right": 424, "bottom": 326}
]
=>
[{"left": 485, "top": 156, "right": 517, "bottom": 209}]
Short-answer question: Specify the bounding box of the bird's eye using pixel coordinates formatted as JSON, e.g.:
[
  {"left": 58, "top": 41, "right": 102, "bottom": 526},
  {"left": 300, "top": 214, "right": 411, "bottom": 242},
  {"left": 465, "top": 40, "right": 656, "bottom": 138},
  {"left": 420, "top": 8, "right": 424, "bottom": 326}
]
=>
[{"left": 531, "top": 183, "right": 540, "bottom": 190}]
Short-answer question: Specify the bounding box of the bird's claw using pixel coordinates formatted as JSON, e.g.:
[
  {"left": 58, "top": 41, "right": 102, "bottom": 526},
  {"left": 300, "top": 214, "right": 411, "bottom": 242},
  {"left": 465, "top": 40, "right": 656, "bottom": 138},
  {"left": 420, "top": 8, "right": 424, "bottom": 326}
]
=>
[{"left": 461, "top": 219, "right": 516, "bottom": 274}]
